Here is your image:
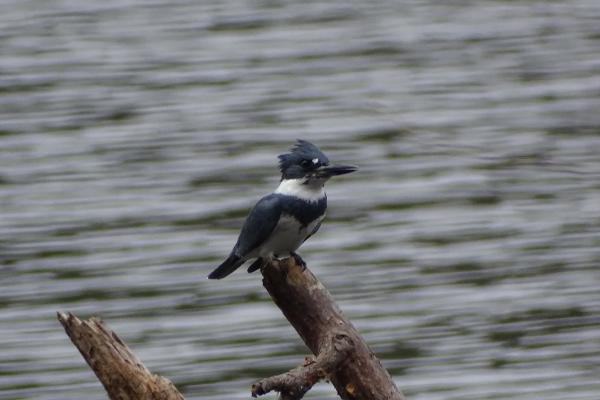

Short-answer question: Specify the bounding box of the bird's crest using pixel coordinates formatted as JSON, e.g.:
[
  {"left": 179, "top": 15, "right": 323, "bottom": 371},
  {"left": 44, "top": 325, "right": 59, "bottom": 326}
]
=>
[{"left": 278, "top": 140, "right": 329, "bottom": 174}]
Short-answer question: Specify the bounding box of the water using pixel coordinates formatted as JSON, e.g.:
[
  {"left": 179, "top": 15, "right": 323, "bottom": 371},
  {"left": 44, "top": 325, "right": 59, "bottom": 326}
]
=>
[{"left": 1, "top": 0, "right": 600, "bottom": 399}]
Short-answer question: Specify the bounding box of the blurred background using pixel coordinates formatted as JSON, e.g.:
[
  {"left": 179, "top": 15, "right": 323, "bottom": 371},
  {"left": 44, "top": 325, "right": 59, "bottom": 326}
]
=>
[{"left": 1, "top": 0, "right": 600, "bottom": 399}]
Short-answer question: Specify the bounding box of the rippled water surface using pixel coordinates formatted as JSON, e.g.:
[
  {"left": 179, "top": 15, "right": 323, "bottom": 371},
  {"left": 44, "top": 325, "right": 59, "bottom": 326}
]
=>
[{"left": 1, "top": 1, "right": 600, "bottom": 399}]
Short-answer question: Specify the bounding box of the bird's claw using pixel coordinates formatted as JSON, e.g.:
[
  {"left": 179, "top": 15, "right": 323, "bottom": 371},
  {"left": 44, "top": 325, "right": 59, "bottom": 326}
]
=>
[
  {"left": 290, "top": 252, "right": 307, "bottom": 271},
  {"left": 247, "top": 258, "right": 264, "bottom": 274}
]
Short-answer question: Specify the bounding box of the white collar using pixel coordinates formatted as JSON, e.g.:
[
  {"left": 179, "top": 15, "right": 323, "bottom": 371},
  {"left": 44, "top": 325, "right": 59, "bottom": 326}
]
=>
[{"left": 274, "top": 179, "right": 325, "bottom": 202}]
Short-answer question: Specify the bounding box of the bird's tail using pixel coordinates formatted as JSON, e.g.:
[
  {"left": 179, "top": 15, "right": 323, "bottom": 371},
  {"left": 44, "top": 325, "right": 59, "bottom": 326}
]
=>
[{"left": 208, "top": 254, "right": 245, "bottom": 279}]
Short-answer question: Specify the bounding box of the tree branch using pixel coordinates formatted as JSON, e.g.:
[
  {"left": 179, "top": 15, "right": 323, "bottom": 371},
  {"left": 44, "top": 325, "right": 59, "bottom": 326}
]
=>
[
  {"left": 254, "top": 258, "right": 405, "bottom": 400},
  {"left": 251, "top": 330, "right": 353, "bottom": 399},
  {"left": 57, "top": 257, "right": 405, "bottom": 400},
  {"left": 57, "top": 312, "right": 184, "bottom": 400}
]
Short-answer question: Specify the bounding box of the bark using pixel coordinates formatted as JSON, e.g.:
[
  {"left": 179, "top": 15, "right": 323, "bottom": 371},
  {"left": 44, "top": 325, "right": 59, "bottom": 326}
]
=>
[
  {"left": 57, "top": 257, "right": 405, "bottom": 400},
  {"left": 255, "top": 257, "right": 405, "bottom": 400},
  {"left": 57, "top": 312, "right": 184, "bottom": 400},
  {"left": 251, "top": 331, "right": 353, "bottom": 399}
]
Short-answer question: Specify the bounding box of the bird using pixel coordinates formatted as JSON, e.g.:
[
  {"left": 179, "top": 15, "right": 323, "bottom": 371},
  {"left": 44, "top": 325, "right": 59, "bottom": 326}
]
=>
[{"left": 208, "top": 140, "right": 357, "bottom": 279}]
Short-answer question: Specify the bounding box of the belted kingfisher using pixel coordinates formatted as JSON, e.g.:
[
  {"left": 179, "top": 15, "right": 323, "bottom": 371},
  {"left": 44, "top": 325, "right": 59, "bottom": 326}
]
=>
[{"left": 208, "top": 140, "right": 357, "bottom": 279}]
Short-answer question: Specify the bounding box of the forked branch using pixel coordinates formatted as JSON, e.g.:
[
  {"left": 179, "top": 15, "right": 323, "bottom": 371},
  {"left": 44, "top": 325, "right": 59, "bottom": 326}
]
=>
[
  {"left": 252, "top": 331, "right": 353, "bottom": 399},
  {"left": 255, "top": 258, "right": 404, "bottom": 400}
]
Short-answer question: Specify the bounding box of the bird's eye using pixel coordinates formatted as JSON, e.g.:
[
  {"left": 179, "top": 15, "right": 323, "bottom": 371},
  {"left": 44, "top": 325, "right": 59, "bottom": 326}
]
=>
[{"left": 300, "top": 159, "right": 312, "bottom": 168}]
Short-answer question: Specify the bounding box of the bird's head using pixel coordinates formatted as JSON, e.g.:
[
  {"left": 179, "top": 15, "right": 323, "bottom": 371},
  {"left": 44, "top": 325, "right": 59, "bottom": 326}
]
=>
[{"left": 278, "top": 140, "right": 357, "bottom": 185}]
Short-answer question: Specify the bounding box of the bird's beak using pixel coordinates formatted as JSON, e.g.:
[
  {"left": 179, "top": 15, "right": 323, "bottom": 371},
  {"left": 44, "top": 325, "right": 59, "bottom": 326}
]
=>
[{"left": 316, "top": 164, "right": 358, "bottom": 178}]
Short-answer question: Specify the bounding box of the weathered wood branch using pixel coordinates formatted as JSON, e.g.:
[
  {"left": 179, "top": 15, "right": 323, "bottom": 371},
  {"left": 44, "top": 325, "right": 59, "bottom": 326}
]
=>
[
  {"left": 251, "top": 330, "right": 353, "bottom": 399},
  {"left": 57, "top": 312, "right": 184, "bottom": 400},
  {"left": 58, "top": 257, "right": 404, "bottom": 400},
  {"left": 256, "top": 257, "right": 405, "bottom": 400}
]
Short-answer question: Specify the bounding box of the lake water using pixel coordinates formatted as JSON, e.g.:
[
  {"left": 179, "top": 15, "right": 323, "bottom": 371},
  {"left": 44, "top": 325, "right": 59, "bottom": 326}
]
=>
[{"left": 1, "top": 1, "right": 600, "bottom": 399}]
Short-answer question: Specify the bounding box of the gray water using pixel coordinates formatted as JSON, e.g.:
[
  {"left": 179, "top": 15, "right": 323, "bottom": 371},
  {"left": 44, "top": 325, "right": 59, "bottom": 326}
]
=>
[{"left": 1, "top": 1, "right": 600, "bottom": 399}]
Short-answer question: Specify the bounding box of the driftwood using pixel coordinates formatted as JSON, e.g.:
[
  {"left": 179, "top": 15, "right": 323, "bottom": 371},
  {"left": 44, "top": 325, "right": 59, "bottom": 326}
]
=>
[
  {"left": 57, "top": 312, "right": 184, "bottom": 400},
  {"left": 58, "top": 258, "right": 404, "bottom": 399},
  {"left": 254, "top": 257, "right": 405, "bottom": 400},
  {"left": 251, "top": 332, "right": 353, "bottom": 399}
]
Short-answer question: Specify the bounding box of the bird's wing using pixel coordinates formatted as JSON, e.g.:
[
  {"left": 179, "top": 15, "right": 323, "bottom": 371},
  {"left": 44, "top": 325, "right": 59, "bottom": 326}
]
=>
[{"left": 233, "top": 194, "right": 282, "bottom": 257}]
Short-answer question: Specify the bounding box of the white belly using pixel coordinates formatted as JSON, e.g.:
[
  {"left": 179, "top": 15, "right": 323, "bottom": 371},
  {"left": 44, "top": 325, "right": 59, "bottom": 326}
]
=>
[{"left": 257, "top": 214, "right": 323, "bottom": 258}]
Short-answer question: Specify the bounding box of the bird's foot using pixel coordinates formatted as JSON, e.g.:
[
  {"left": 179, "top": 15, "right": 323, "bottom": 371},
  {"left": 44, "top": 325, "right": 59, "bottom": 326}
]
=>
[
  {"left": 247, "top": 258, "right": 264, "bottom": 274},
  {"left": 290, "top": 252, "right": 307, "bottom": 271}
]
